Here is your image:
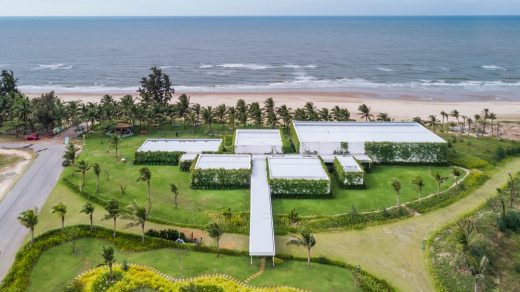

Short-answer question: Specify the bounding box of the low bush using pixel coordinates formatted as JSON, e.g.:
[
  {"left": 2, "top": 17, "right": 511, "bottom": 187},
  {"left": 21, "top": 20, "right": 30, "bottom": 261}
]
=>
[
  {"left": 497, "top": 210, "right": 520, "bottom": 233},
  {"left": 134, "top": 151, "right": 183, "bottom": 166},
  {"left": 270, "top": 178, "right": 331, "bottom": 198},
  {"left": 191, "top": 168, "right": 251, "bottom": 189},
  {"left": 365, "top": 142, "right": 448, "bottom": 164},
  {"left": 144, "top": 228, "right": 187, "bottom": 242},
  {"left": 179, "top": 159, "right": 193, "bottom": 172}
]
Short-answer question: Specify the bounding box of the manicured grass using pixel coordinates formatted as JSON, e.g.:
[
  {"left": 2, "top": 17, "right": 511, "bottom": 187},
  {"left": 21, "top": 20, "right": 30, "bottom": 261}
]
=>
[
  {"left": 273, "top": 165, "right": 456, "bottom": 216},
  {"left": 28, "top": 238, "right": 361, "bottom": 292},
  {"left": 0, "top": 154, "right": 21, "bottom": 168}
]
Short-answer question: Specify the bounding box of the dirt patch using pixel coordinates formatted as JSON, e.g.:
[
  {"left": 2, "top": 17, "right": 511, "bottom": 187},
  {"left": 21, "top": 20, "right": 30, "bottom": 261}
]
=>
[{"left": 0, "top": 149, "right": 33, "bottom": 201}]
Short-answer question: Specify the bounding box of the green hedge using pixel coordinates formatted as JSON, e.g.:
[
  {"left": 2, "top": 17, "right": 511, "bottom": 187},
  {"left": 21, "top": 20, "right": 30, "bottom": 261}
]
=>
[
  {"left": 0, "top": 225, "right": 395, "bottom": 292},
  {"left": 289, "top": 123, "right": 300, "bottom": 153},
  {"left": 280, "top": 128, "right": 295, "bottom": 154},
  {"left": 333, "top": 157, "right": 365, "bottom": 188},
  {"left": 134, "top": 151, "right": 183, "bottom": 166},
  {"left": 179, "top": 156, "right": 195, "bottom": 172},
  {"left": 191, "top": 163, "right": 251, "bottom": 190},
  {"left": 365, "top": 142, "right": 448, "bottom": 164}
]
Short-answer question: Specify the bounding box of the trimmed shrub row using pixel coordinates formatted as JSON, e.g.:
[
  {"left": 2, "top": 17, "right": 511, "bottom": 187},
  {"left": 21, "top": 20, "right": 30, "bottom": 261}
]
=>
[
  {"left": 134, "top": 151, "right": 183, "bottom": 166},
  {"left": 365, "top": 142, "right": 448, "bottom": 164},
  {"left": 191, "top": 168, "right": 251, "bottom": 189},
  {"left": 333, "top": 157, "right": 365, "bottom": 188}
]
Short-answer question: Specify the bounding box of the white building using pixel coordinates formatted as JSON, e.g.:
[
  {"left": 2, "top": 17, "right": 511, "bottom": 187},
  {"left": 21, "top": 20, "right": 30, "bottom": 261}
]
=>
[
  {"left": 335, "top": 156, "right": 365, "bottom": 186},
  {"left": 194, "top": 154, "right": 251, "bottom": 170},
  {"left": 234, "top": 129, "right": 283, "bottom": 154},
  {"left": 137, "top": 139, "right": 222, "bottom": 153},
  {"left": 292, "top": 121, "right": 447, "bottom": 162}
]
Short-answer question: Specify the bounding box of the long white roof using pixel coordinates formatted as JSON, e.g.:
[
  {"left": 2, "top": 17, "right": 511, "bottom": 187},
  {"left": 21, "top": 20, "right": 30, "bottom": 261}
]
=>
[
  {"left": 293, "top": 121, "right": 446, "bottom": 143},
  {"left": 194, "top": 154, "right": 251, "bottom": 170},
  {"left": 137, "top": 139, "right": 222, "bottom": 153},
  {"left": 268, "top": 155, "right": 329, "bottom": 180},
  {"left": 234, "top": 129, "right": 282, "bottom": 146}
]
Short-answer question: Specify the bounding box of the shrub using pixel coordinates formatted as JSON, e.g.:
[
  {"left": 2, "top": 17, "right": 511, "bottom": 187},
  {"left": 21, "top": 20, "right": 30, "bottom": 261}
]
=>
[
  {"left": 179, "top": 159, "right": 194, "bottom": 172},
  {"left": 497, "top": 210, "right": 520, "bottom": 233},
  {"left": 333, "top": 157, "right": 364, "bottom": 188},
  {"left": 270, "top": 178, "right": 331, "bottom": 198},
  {"left": 134, "top": 151, "right": 183, "bottom": 166},
  {"left": 145, "top": 228, "right": 187, "bottom": 242},
  {"left": 289, "top": 123, "right": 300, "bottom": 153},
  {"left": 365, "top": 142, "right": 448, "bottom": 163},
  {"left": 191, "top": 168, "right": 251, "bottom": 189}
]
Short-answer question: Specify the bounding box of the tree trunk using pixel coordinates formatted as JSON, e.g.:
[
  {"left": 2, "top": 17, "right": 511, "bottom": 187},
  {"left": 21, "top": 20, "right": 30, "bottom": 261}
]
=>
[
  {"left": 175, "top": 194, "right": 178, "bottom": 209},
  {"left": 141, "top": 223, "right": 145, "bottom": 243},
  {"left": 396, "top": 192, "right": 400, "bottom": 208},
  {"left": 30, "top": 228, "right": 34, "bottom": 247},
  {"left": 307, "top": 248, "right": 311, "bottom": 268},
  {"left": 90, "top": 214, "right": 93, "bottom": 231},
  {"left": 147, "top": 183, "right": 152, "bottom": 213},
  {"left": 96, "top": 176, "right": 99, "bottom": 194},
  {"left": 113, "top": 218, "right": 117, "bottom": 237},
  {"left": 109, "top": 264, "right": 113, "bottom": 281},
  {"left": 61, "top": 216, "right": 65, "bottom": 232}
]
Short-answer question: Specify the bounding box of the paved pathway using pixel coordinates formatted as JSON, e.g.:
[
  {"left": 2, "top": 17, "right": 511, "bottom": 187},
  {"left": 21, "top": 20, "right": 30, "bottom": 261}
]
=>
[
  {"left": 276, "top": 158, "right": 520, "bottom": 292},
  {"left": 0, "top": 143, "right": 65, "bottom": 281}
]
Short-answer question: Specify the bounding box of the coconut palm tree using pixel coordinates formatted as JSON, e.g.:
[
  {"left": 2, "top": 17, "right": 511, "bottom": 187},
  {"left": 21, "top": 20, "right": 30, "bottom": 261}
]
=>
[
  {"left": 376, "top": 112, "right": 391, "bottom": 121},
  {"left": 286, "top": 230, "right": 317, "bottom": 268},
  {"left": 276, "top": 105, "right": 292, "bottom": 129},
  {"left": 319, "top": 108, "right": 332, "bottom": 121},
  {"left": 202, "top": 106, "right": 214, "bottom": 130},
  {"left": 104, "top": 199, "right": 121, "bottom": 237},
  {"left": 226, "top": 106, "right": 236, "bottom": 130},
  {"left": 427, "top": 115, "right": 439, "bottom": 132},
  {"left": 75, "top": 160, "right": 90, "bottom": 192},
  {"left": 412, "top": 176, "right": 425, "bottom": 202},
  {"left": 111, "top": 134, "right": 121, "bottom": 158},
  {"left": 80, "top": 202, "right": 95, "bottom": 231},
  {"left": 430, "top": 170, "right": 447, "bottom": 193},
  {"left": 63, "top": 143, "right": 80, "bottom": 176},
  {"left": 137, "top": 167, "right": 152, "bottom": 212},
  {"left": 263, "top": 97, "right": 275, "bottom": 114},
  {"left": 358, "top": 104, "right": 373, "bottom": 122},
  {"left": 390, "top": 178, "right": 401, "bottom": 208},
  {"left": 236, "top": 99, "right": 248, "bottom": 126},
  {"left": 93, "top": 163, "right": 101, "bottom": 194},
  {"left": 248, "top": 102, "right": 262, "bottom": 127},
  {"left": 466, "top": 117, "right": 473, "bottom": 136},
  {"left": 304, "top": 102, "right": 318, "bottom": 121},
  {"left": 265, "top": 110, "right": 277, "bottom": 128},
  {"left": 215, "top": 104, "right": 227, "bottom": 130},
  {"left": 101, "top": 246, "right": 116, "bottom": 281},
  {"left": 474, "top": 114, "right": 481, "bottom": 137},
  {"left": 207, "top": 222, "right": 224, "bottom": 257},
  {"left": 468, "top": 255, "right": 489, "bottom": 292},
  {"left": 177, "top": 94, "right": 191, "bottom": 126},
  {"left": 440, "top": 111, "right": 448, "bottom": 130},
  {"left": 18, "top": 208, "right": 39, "bottom": 247},
  {"left": 125, "top": 202, "right": 148, "bottom": 243},
  {"left": 168, "top": 183, "right": 180, "bottom": 209},
  {"left": 51, "top": 202, "right": 67, "bottom": 232},
  {"left": 482, "top": 108, "right": 490, "bottom": 133},
  {"left": 488, "top": 112, "right": 496, "bottom": 134}
]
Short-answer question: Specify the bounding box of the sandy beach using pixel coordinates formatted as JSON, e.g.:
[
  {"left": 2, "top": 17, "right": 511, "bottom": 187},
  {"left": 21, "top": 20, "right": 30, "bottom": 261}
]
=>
[{"left": 26, "top": 90, "right": 520, "bottom": 121}]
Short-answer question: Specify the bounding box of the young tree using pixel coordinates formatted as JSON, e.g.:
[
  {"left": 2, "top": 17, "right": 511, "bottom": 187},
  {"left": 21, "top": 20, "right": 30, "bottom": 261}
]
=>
[
  {"left": 170, "top": 183, "right": 179, "bottom": 209},
  {"left": 111, "top": 134, "right": 121, "bottom": 158},
  {"left": 93, "top": 163, "right": 101, "bottom": 194},
  {"left": 75, "top": 160, "right": 90, "bottom": 192},
  {"left": 468, "top": 255, "right": 489, "bottom": 292},
  {"left": 101, "top": 246, "right": 116, "bottom": 281},
  {"left": 286, "top": 230, "right": 317, "bottom": 268},
  {"left": 18, "top": 208, "right": 39, "bottom": 247},
  {"left": 51, "top": 202, "right": 67, "bottom": 232},
  {"left": 137, "top": 167, "right": 152, "bottom": 212},
  {"left": 455, "top": 218, "right": 476, "bottom": 252},
  {"left": 63, "top": 143, "right": 80, "bottom": 176},
  {"left": 431, "top": 170, "right": 447, "bottom": 193},
  {"left": 80, "top": 202, "right": 95, "bottom": 231},
  {"left": 412, "top": 176, "right": 425, "bottom": 202},
  {"left": 507, "top": 172, "right": 516, "bottom": 207},
  {"left": 453, "top": 168, "right": 462, "bottom": 186},
  {"left": 104, "top": 199, "right": 121, "bottom": 237},
  {"left": 125, "top": 202, "right": 148, "bottom": 243},
  {"left": 390, "top": 178, "right": 402, "bottom": 208},
  {"left": 0, "top": 69, "right": 19, "bottom": 95},
  {"left": 207, "top": 222, "right": 224, "bottom": 257},
  {"left": 177, "top": 94, "right": 190, "bottom": 125}
]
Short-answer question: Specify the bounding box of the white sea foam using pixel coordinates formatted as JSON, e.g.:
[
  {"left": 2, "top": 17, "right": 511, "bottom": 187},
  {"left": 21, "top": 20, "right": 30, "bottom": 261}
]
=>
[
  {"left": 283, "top": 64, "right": 318, "bottom": 69},
  {"left": 159, "top": 65, "right": 179, "bottom": 69},
  {"left": 377, "top": 67, "right": 394, "bottom": 72},
  {"left": 198, "top": 64, "right": 214, "bottom": 69},
  {"left": 31, "top": 64, "right": 73, "bottom": 70},
  {"left": 481, "top": 65, "right": 506, "bottom": 71},
  {"left": 216, "top": 63, "right": 271, "bottom": 70}
]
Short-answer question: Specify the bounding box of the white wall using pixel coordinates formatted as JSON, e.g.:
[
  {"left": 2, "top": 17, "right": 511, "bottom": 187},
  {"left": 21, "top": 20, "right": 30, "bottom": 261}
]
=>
[
  {"left": 235, "top": 145, "right": 283, "bottom": 154},
  {"left": 300, "top": 142, "right": 366, "bottom": 155}
]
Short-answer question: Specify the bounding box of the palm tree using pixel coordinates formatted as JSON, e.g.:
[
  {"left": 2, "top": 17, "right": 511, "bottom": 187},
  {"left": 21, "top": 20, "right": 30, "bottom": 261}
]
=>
[
  {"left": 507, "top": 172, "right": 516, "bottom": 207},
  {"left": 111, "top": 134, "right": 121, "bottom": 158},
  {"left": 431, "top": 170, "right": 447, "bottom": 193},
  {"left": 170, "top": 183, "right": 179, "bottom": 209},
  {"left": 104, "top": 199, "right": 121, "bottom": 237},
  {"left": 137, "top": 167, "right": 152, "bottom": 212},
  {"left": 358, "top": 104, "right": 373, "bottom": 122},
  {"left": 468, "top": 255, "right": 489, "bottom": 292},
  {"left": 101, "top": 246, "right": 116, "bottom": 281},
  {"left": 474, "top": 114, "right": 481, "bottom": 137},
  {"left": 428, "top": 115, "right": 439, "bottom": 132},
  {"left": 390, "top": 178, "right": 401, "bottom": 207},
  {"left": 466, "top": 117, "right": 473, "bottom": 136},
  {"left": 177, "top": 94, "right": 191, "bottom": 126},
  {"left": 63, "top": 143, "right": 80, "bottom": 176},
  {"left": 236, "top": 99, "right": 248, "bottom": 127},
  {"left": 125, "top": 202, "right": 148, "bottom": 243},
  {"left": 286, "top": 230, "right": 317, "bottom": 268},
  {"left": 440, "top": 110, "right": 448, "bottom": 130},
  {"left": 304, "top": 102, "right": 318, "bottom": 121},
  {"left": 450, "top": 109, "right": 460, "bottom": 123},
  {"left": 412, "top": 176, "right": 425, "bottom": 202},
  {"left": 276, "top": 105, "right": 292, "bottom": 129},
  {"left": 248, "top": 102, "right": 262, "bottom": 127},
  {"left": 207, "top": 222, "right": 224, "bottom": 257},
  {"left": 488, "top": 112, "right": 496, "bottom": 134},
  {"left": 482, "top": 108, "right": 490, "bottom": 133},
  {"left": 51, "top": 202, "right": 67, "bottom": 232},
  {"left": 226, "top": 106, "right": 237, "bottom": 130},
  {"left": 319, "top": 108, "right": 332, "bottom": 121},
  {"left": 80, "top": 202, "right": 95, "bottom": 231},
  {"left": 376, "top": 112, "right": 391, "bottom": 121},
  {"left": 75, "top": 160, "right": 90, "bottom": 192},
  {"left": 93, "top": 163, "right": 101, "bottom": 193},
  {"left": 453, "top": 168, "right": 462, "bottom": 186},
  {"left": 263, "top": 97, "right": 275, "bottom": 114},
  {"left": 202, "top": 106, "right": 214, "bottom": 130},
  {"left": 18, "top": 208, "right": 39, "bottom": 247},
  {"left": 215, "top": 104, "right": 227, "bottom": 130}
]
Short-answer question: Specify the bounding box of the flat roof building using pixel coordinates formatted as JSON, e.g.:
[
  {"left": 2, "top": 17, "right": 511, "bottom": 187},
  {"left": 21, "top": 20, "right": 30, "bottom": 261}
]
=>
[
  {"left": 194, "top": 154, "right": 251, "bottom": 170},
  {"left": 137, "top": 139, "right": 222, "bottom": 153},
  {"left": 234, "top": 129, "right": 283, "bottom": 154}
]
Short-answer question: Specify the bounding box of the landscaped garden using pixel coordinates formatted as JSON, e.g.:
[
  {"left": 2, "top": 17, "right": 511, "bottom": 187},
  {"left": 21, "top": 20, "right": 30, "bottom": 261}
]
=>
[{"left": 0, "top": 153, "right": 21, "bottom": 168}]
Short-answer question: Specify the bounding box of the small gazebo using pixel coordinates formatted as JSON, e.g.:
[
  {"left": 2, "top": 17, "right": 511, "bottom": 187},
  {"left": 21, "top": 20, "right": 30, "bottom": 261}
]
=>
[{"left": 114, "top": 122, "right": 134, "bottom": 137}]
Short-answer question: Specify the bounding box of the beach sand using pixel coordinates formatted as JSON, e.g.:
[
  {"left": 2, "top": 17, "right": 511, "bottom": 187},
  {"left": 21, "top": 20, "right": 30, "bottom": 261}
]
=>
[{"left": 26, "top": 90, "right": 520, "bottom": 121}]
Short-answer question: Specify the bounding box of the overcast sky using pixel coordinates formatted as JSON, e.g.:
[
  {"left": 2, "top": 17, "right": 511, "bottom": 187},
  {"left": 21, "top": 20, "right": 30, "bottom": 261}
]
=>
[{"left": 1, "top": 0, "right": 519, "bottom": 16}]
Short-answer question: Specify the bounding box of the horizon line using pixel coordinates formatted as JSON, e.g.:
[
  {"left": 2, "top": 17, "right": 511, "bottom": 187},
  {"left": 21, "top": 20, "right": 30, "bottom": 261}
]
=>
[{"left": 1, "top": 15, "right": 520, "bottom": 18}]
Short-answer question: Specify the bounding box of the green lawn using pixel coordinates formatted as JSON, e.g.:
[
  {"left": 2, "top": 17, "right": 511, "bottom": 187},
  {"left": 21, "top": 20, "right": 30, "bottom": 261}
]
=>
[
  {"left": 28, "top": 238, "right": 361, "bottom": 292},
  {"left": 68, "top": 125, "right": 458, "bottom": 228},
  {"left": 0, "top": 153, "right": 21, "bottom": 168}
]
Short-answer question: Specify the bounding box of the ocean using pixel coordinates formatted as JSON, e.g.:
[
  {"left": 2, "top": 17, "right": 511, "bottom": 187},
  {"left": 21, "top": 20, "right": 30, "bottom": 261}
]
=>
[{"left": 1, "top": 16, "right": 519, "bottom": 100}]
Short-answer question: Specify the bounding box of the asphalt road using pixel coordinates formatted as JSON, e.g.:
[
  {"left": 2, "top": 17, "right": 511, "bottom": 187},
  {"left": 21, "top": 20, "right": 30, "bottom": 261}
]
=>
[{"left": 0, "top": 143, "right": 65, "bottom": 282}]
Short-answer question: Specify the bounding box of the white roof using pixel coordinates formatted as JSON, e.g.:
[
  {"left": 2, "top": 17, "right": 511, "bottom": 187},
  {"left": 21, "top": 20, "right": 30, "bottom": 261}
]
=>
[
  {"left": 179, "top": 153, "right": 198, "bottom": 162},
  {"left": 292, "top": 121, "right": 446, "bottom": 143},
  {"left": 234, "top": 129, "right": 282, "bottom": 146},
  {"left": 249, "top": 158, "right": 275, "bottom": 256},
  {"left": 137, "top": 139, "right": 222, "bottom": 153},
  {"left": 194, "top": 154, "right": 251, "bottom": 170},
  {"left": 335, "top": 156, "right": 363, "bottom": 172},
  {"left": 268, "top": 155, "right": 329, "bottom": 180}
]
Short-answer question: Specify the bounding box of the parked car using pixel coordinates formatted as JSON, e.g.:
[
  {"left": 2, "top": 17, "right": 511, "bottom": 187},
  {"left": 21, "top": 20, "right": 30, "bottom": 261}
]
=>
[{"left": 25, "top": 133, "right": 39, "bottom": 141}]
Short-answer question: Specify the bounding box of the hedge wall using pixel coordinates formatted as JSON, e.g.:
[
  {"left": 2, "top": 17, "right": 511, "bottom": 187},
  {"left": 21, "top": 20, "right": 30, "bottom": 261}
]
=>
[
  {"left": 0, "top": 225, "right": 395, "bottom": 292},
  {"left": 280, "top": 128, "right": 295, "bottom": 154},
  {"left": 333, "top": 157, "right": 364, "bottom": 188},
  {"left": 289, "top": 123, "right": 300, "bottom": 153},
  {"left": 179, "top": 160, "right": 193, "bottom": 172},
  {"left": 365, "top": 142, "right": 448, "bottom": 164},
  {"left": 191, "top": 162, "right": 251, "bottom": 190},
  {"left": 134, "top": 151, "right": 183, "bottom": 166}
]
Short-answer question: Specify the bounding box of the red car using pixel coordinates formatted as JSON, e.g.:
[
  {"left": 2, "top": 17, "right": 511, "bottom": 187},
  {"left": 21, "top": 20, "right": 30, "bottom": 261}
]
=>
[{"left": 25, "top": 133, "right": 39, "bottom": 141}]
